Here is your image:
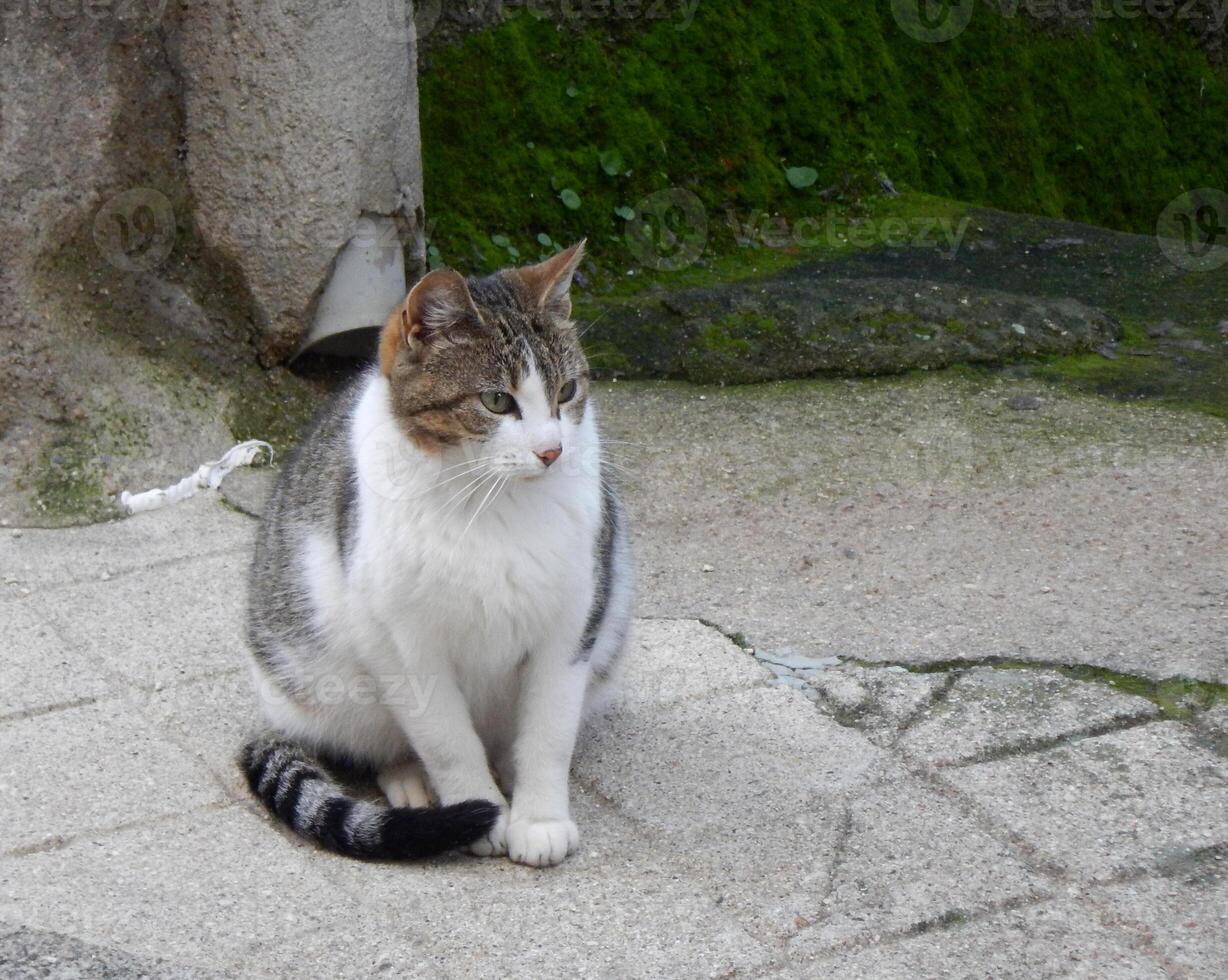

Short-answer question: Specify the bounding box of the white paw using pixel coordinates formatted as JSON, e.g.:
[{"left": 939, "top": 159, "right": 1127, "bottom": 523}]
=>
[
  {"left": 377, "top": 760, "right": 433, "bottom": 809},
  {"left": 467, "top": 809, "right": 508, "bottom": 857},
  {"left": 506, "top": 818, "right": 579, "bottom": 868}
]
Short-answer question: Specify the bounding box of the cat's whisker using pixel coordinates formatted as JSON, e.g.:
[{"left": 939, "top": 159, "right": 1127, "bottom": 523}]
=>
[
  {"left": 426, "top": 461, "right": 497, "bottom": 495},
  {"left": 436, "top": 468, "right": 494, "bottom": 517},
  {"left": 459, "top": 474, "right": 505, "bottom": 539},
  {"left": 434, "top": 453, "right": 501, "bottom": 475}
]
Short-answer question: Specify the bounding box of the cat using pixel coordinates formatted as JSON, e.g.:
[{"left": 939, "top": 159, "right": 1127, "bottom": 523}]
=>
[{"left": 238, "top": 242, "right": 632, "bottom": 867}]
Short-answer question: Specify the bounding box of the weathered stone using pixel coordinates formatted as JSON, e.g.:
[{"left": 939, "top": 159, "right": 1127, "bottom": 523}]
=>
[
  {"left": 0, "top": 698, "right": 224, "bottom": 853},
  {"left": 1095, "top": 871, "right": 1228, "bottom": 977},
  {"left": 176, "top": 1, "right": 424, "bottom": 361},
  {"left": 808, "top": 664, "right": 947, "bottom": 739},
  {"left": 795, "top": 897, "right": 1168, "bottom": 978},
  {"left": 789, "top": 772, "right": 1048, "bottom": 956},
  {"left": 588, "top": 275, "right": 1121, "bottom": 383},
  {"left": 900, "top": 667, "right": 1158, "bottom": 767},
  {"left": 945, "top": 723, "right": 1228, "bottom": 881}
]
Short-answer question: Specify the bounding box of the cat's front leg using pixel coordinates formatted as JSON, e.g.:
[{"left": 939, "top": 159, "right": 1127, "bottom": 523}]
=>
[
  {"left": 384, "top": 661, "right": 509, "bottom": 856},
  {"left": 506, "top": 650, "right": 589, "bottom": 867}
]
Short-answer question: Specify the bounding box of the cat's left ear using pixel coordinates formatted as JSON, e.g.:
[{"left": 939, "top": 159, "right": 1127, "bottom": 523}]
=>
[{"left": 516, "top": 239, "right": 585, "bottom": 321}]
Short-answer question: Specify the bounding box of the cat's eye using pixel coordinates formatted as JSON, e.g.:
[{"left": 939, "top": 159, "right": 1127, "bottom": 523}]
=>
[
  {"left": 558, "top": 379, "right": 578, "bottom": 404},
  {"left": 480, "top": 390, "right": 517, "bottom": 415}
]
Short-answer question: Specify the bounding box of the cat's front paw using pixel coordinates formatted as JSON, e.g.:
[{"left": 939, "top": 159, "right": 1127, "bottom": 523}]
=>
[
  {"left": 506, "top": 818, "right": 579, "bottom": 868},
  {"left": 467, "top": 809, "right": 508, "bottom": 857}
]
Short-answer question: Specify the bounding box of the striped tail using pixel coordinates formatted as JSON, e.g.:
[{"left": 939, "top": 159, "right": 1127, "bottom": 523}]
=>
[{"left": 239, "top": 734, "right": 498, "bottom": 860}]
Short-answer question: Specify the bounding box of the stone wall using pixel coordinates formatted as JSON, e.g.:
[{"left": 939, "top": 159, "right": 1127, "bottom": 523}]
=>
[{"left": 0, "top": 1, "right": 425, "bottom": 523}]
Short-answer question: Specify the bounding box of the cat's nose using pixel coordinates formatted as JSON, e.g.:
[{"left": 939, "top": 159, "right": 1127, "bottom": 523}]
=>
[{"left": 535, "top": 446, "right": 562, "bottom": 467}]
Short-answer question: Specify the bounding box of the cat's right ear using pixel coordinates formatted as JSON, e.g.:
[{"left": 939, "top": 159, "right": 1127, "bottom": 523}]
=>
[{"left": 379, "top": 269, "right": 481, "bottom": 377}]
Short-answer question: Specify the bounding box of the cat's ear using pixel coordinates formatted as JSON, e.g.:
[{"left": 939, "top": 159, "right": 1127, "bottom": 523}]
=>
[
  {"left": 379, "top": 269, "right": 480, "bottom": 377},
  {"left": 515, "top": 239, "right": 585, "bottom": 321}
]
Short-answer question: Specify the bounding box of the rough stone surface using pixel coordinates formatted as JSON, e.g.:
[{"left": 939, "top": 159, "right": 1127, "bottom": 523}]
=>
[
  {"left": 945, "top": 723, "right": 1228, "bottom": 882},
  {"left": 2, "top": 366, "right": 1226, "bottom": 975},
  {"left": 788, "top": 771, "right": 1047, "bottom": 956},
  {"left": 899, "top": 667, "right": 1160, "bottom": 766},
  {"left": 807, "top": 663, "right": 948, "bottom": 741},
  {"left": 603, "top": 373, "right": 1228, "bottom": 683},
  {"left": 590, "top": 274, "right": 1121, "bottom": 383},
  {"left": 176, "top": 2, "right": 423, "bottom": 361},
  {"left": 796, "top": 898, "right": 1174, "bottom": 978},
  {"left": 1096, "top": 871, "right": 1228, "bottom": 977}
]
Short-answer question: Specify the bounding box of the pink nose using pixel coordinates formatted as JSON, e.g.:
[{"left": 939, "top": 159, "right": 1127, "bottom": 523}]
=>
[{"left": 535, "top": 447, "right": 562, "bottom": 467}]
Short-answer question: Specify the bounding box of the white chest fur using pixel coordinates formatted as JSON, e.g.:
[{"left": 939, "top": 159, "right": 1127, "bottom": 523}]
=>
[{"left": 347, "top": 377, "right": 602, "bottom": 679}]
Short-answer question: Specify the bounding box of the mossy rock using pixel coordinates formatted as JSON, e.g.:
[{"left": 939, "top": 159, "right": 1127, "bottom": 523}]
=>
[{"left": 587, "top": 274, "right": 1121, "bottom": 384}]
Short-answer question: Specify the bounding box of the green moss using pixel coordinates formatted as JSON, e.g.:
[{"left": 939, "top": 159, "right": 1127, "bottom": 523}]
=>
[
  {"left": 421, "top": 7, "right": 1228, "bottom": 277},
  {"left": 31, "top": 431, "right": 120, "bottom": 524},
  {"left": 1033, "top": 318, "right": 1228, "bottom": 419},
  {"left": 889, "top": 657, "right": 1228, "bottom": 721},
  {"left": 223, "top": 370, "right": 320, "bottom": 457}
]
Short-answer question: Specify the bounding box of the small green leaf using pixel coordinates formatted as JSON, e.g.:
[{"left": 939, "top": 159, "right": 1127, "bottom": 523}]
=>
[
  {"left": 599, "top": 149, "right": 624, "bottom": 176},
  {"left": 785, "top": 166, "right": 819, "bottom": 189},
  {"left": 566, "top": 84, "right": 579, "bottom": 98},
  {"left": 614, "top": 205, "right": 635, "bottom": 221},
  {"left": 559, "top": 188, "right": 581, "bottom": 210},
  {"left": 506, "top": 245, "right": 520, "bottom": 258},
  {"left": 536, "top": 232, "right": 554, "bottom": 247},
  {"left": 490, "top": 233, "right": 511, "bottom": 248}
]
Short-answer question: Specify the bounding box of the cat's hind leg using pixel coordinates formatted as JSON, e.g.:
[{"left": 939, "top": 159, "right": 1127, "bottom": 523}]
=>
[{"left": 378, "top": 758, "right": 434, "bottom": 809}]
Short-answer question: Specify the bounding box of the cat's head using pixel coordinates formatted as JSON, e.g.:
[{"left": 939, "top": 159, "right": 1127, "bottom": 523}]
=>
[{"left": 378, "top": 241, "right": 590, "bottom": 478}]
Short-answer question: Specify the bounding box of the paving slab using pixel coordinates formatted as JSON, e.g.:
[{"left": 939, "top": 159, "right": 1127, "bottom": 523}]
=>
[
  {"left": 601, "top": 617, "right": 771, "bottom": 713},
  {"left": 1, "top": 495, "right": 253, "bottom": 590},
  {"left": 1095, "top": 870, "right": 1228, "bottom": 977},
  {"left": 0, "top": 923, "right": 217, "bottom": 979},
  {"left": 576, "top": 686, "right": 887, "bottom": 838},
  {"left": 0, "top": 805, "right": 369, "bottom": 963},
  {"left": 806, "top": 663, "right": 948, "bottom": 741},
  {"left": 0, "top": 697, "right": 225, "bottom": 854},
  {"left": 793, "top": 897, "right": 1171, "bottom": 979},
  {"left": 900, "top": 667, "right": 1159, "bottom": 766},
  {"left": 945, "top": 722, "right": 1228, "bottom": 882},
  {"left": 0, "top": 600, "right": 113, "bottom": 721},
  {"left": 576, "top": 685, "right": 889, "bottom": 939},
  {"left": 137, "top": 670, "right": 259, "bottom": 802},
  {"left": 788, "top": 772, "right": 1049, "bottom": 956},
  {"left": 252, "top": 791, "right": 775, "bottom": 980},
  {"left": 29, "top": 549, "right": 250, "bottom": 690}
]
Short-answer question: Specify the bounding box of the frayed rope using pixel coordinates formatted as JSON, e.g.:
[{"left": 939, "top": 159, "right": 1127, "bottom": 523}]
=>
[{"left": 117, "top": 440, "right": 273, "bottom": 516}]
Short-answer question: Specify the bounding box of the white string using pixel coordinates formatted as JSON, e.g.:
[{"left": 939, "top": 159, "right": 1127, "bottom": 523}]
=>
[{"left": 117, "top": 440, "right": 274, "bottom": 516}]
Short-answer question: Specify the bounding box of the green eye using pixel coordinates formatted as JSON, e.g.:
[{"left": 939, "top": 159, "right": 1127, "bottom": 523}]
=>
[
  {"left": 480, "top": 391, "right": 517, "bottom": 415},
  {"left": 558, "top": 379, "right": 578, "bottom": 404}
]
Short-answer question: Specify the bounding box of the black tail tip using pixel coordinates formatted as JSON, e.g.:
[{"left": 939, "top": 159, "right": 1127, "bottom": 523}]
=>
[{"left": 383, "top": 799, "right": 501, "bottom": 859}]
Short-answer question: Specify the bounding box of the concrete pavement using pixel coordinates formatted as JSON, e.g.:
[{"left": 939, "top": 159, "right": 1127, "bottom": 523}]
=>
[{"left": 2, "top": 372, "right": 1227, "bottom": 977}]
